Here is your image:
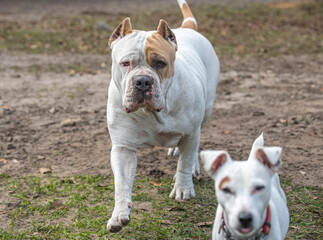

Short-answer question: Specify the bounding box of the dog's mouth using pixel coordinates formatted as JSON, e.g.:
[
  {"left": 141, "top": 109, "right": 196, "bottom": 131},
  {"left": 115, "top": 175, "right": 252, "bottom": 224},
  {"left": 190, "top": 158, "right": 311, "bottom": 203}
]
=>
[
  {"left": 233, "top": 226, "right": 257, "bottom": 239},
  {"left": 125, "top": 107, "right": 163, "bottom": 113},
  {"left": 124, "top": 85, "right": 164, "bottom": 113},
  {"left": 124, "top": 92, "right": 164, "bottom": 113},
  {"left": 239, "top": 227, "right": 252, "bottom": 234},
  {"left": 137, "top": 91, "right": 153, "bottom": 102},
  {"left": 124, "top": 103, "right": 163, "bottom": 113}
]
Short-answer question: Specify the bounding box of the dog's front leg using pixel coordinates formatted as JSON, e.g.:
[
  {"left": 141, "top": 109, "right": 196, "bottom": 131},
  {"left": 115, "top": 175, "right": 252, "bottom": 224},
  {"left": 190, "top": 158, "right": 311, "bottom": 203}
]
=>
[
  {"left": 107, "top": 146, "right": 137, "bottom": 232},
  {"left": 170, "top": 130, "right": 200, "bottom": 200}
]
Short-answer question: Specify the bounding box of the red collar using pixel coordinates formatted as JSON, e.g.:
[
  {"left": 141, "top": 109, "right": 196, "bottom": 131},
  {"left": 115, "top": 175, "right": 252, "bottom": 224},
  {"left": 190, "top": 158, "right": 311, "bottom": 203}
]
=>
[
  {"left": 262, "top": 205, "right": 271, "bottom": 235},
  {"left": 221, "top": 205, "right": 271, "bottom": 235}
]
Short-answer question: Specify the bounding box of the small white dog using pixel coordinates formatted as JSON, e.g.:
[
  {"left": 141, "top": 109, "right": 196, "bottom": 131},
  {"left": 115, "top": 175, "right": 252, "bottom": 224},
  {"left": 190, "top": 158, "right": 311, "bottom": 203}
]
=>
[{"left": 201, "top": 134, "right": 289, "bottom": 240}]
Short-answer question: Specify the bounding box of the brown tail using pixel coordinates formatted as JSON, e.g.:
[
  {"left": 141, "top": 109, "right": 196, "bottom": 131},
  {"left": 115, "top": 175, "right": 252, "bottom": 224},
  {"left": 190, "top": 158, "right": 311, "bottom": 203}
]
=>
[{"left": 177, "top": 0, "right": 198, "bottom": 31}]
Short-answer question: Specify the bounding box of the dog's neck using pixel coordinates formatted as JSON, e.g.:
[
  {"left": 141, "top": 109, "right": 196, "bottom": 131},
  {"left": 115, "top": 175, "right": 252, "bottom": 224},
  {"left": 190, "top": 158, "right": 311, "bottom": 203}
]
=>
[{"left": 220, "top": 206, "right": 271, "bottom": 240}]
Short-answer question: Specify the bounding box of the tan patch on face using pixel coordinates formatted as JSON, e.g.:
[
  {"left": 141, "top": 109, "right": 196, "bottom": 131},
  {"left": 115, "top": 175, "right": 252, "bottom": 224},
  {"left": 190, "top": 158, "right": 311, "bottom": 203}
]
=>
[
  {"left": 219, "top": 176, "right": 231, "bottom": 190},
  {"left": 145, "top": 33, "right": 176, "bottom": 80}
]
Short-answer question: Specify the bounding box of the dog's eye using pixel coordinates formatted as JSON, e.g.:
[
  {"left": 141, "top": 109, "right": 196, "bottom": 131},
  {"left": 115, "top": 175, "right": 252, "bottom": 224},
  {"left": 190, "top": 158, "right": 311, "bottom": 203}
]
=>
[
  {"left": 254, "top": 185, "right": 265, "bottom": 192},
  {"left": 121, "top": 61, "right": 130, "bottom": 67},
  {"left": 155, "top": 60, "right": 167, "bottom": 69},
  {"left": 222, "top": 187, "right": 233, "bottom": 194}
]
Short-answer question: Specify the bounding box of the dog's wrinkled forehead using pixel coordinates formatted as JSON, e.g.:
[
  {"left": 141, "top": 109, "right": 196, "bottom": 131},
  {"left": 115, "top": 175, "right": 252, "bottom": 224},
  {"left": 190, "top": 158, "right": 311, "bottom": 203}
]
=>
[
  {"left": 110, "top": 18, "right": 177, "bottom": 80},
  {"left": 112, "top": 31, "right": 147, "bottom": 62},
  {"left": 113, "top": 30, "right": 176, "bottom": 80}
]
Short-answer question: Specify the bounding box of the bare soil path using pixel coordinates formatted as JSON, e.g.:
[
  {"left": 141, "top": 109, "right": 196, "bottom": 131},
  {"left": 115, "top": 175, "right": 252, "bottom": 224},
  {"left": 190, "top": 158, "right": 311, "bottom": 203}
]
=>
[
  {"left": 1, "top": 53, "right": 322, "bottom": 187},
  {"left": 0, "top": 0, "right": 302, "bottom": 21}
]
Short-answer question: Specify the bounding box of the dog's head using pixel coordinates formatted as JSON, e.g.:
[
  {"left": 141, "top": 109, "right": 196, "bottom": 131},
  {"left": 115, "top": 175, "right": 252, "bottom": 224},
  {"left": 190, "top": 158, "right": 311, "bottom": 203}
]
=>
[
  {"left": 109, "top": 18, "right": 177, "bottom": 113},
  {"left": 201, "top": 134, "right": 283, "bottom": 238}
]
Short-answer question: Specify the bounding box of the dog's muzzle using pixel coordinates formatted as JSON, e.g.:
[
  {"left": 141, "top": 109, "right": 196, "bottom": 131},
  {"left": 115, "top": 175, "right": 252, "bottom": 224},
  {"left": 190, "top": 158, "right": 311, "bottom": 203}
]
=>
[
  {"left": 239, "top": 211, "right": 253, "bottom": 229},
  {"left": 123, "top": 74, "right": 164, "bottom": 113}
]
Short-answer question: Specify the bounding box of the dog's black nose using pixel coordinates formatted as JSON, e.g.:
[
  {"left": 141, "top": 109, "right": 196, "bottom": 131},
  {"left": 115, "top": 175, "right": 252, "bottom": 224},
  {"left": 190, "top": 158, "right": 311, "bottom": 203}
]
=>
[
  {"left": 238, "top": 212, "right": 253, "bottom": 227},
  {"left": 133, "top": 75, "right": 153, "bottom": 92}
]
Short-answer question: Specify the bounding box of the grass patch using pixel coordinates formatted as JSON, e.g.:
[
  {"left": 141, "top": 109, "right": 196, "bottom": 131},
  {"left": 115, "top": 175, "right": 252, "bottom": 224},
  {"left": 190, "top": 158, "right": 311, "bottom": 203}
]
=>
[
  {"left": 0, "top": 2, "right": 322, "bottom": 57},
  {"left": 0, "top": 174, "right": 321, "bottom": 239}
]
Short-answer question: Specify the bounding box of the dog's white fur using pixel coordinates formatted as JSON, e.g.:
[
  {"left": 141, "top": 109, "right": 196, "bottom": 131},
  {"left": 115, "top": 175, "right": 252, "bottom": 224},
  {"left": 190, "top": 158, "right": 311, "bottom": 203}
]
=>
[
  {"left": 106, "top": 2, "right": 220, "bottom": 232},
  {"left": 201, "top": 134, "right": 289, "bottom": 240}
]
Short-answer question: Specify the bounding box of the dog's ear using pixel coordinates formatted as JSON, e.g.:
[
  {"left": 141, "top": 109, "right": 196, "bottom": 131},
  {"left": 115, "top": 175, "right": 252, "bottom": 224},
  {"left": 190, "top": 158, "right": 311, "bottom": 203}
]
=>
[
  {"left": 200, "top": 150, "right": 231, "bottom": 178},
  {"left": 248, "top": 133, "right": 264, "bottom": 160},
  {"left": 254, "top": 147, "right": 282, "bottom": 173},
  {"left": 109, "top": 18, "right": 133, "bottom": 48},
  {"left": 156, "top": 19, "right": 177, "bottom": 50}
]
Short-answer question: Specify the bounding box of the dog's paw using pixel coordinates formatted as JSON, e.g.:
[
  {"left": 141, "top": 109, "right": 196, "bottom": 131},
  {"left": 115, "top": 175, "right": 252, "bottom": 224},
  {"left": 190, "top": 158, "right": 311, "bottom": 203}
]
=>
[
  {"left": 169, "top": 186, "right": 195, "bottom": 200},
  {"left": 167, "top": 147, "right": 179, "bottom": 156},
  {"left": 107, "top": 201, "right": 133, "bottom": 232},
  {"left": 169, "top": 173, "right": 195, "bottom": 200}
]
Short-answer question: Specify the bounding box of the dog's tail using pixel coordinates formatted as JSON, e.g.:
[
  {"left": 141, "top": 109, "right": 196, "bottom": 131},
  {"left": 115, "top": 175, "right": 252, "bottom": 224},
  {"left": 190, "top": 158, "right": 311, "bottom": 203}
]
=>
[{"left": 177, "top": 0, "right": 198, "bottom": 31}]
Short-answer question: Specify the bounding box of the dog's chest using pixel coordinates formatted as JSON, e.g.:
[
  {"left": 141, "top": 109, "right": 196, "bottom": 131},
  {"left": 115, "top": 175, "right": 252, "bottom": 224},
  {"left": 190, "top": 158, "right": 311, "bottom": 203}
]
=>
[{"left": 152, "top": 131, "right": 183, "bottom": 147}]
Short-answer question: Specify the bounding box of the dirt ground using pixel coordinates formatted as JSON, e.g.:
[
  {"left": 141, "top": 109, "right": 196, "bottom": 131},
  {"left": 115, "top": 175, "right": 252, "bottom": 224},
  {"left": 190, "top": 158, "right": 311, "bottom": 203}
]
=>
[
  {"left": 0, "top": 0, "right": 301, "bottom": 21},
  {"left": 1, "top": 52, "right": 322, "bottom": 187},
  {"left": 0, "top": 0, "right": 322, "bottom": 189}
]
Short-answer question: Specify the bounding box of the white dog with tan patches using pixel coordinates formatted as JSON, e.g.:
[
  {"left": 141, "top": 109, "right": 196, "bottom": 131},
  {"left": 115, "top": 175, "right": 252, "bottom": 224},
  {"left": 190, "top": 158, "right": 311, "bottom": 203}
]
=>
[
  {"left": 201, "top": 134, "right": 289, "bottom": 240},
  {"left": 106, "top": 0, "right": 220, "bottom": 232}
]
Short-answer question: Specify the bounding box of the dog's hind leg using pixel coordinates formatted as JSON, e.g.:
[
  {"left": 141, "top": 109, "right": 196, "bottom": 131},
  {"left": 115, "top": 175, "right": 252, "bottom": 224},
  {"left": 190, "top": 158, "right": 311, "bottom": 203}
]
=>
[
  {"left": 167, "top": 147, "right": 179, "bottom": 156},
  {"left": 192, "top": 156, "right": 200, "bottom": 177},
  {"left": 168, "top": 149, "right": 199, "bottom": 177},
  {"left": 169, "top": 129, "right": 201, "bottom": 200}
]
